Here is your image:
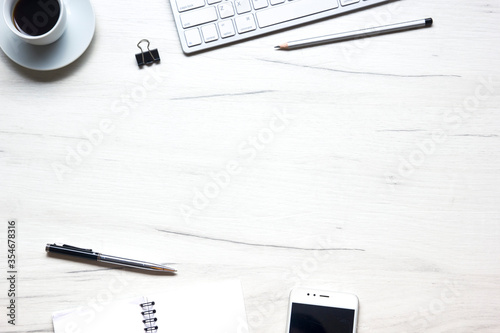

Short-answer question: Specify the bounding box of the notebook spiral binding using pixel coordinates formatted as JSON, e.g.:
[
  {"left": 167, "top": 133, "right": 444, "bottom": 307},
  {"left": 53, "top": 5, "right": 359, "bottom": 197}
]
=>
[{"left": 140, "top": 301, "right": 158, "bottom": 332}]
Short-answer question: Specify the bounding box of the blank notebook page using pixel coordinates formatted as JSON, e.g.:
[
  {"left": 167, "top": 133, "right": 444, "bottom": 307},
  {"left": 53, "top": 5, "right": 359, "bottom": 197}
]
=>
[
  {"left": 153, "top": 279, "right": 248, "bottom": 332},
  {"left": 52, "top": 297, "right": 146, "bottom": 333},
  {"left": 52, "top": 280, "right": 248, "bottom": 333}
]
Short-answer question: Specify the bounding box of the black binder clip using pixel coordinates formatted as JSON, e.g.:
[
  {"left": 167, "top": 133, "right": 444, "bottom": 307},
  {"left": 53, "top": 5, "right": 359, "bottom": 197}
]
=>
[{"left": 135, "top": 39, "right": 160, "bottom": 67}]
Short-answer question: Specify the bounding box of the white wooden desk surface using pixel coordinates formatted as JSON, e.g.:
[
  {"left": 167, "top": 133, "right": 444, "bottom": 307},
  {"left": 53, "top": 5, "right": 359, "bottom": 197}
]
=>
[{"left": 1, "top": 0, "right": 499, "bottom": 332}]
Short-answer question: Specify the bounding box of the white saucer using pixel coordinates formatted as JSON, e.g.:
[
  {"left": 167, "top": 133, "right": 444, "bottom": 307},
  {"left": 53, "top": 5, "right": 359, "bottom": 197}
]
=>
[{"left": 0, "top": 0, "right": 95, "bottom": 71}]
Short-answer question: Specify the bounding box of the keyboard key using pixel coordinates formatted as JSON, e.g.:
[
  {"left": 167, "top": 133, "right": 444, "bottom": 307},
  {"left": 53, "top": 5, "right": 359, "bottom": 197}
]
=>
[
  {"left": 234, "top": 0, "right": 252, "bottom": 14},
  {"left": 184, "top": 28, "right": 202, "bottom": 47},
  {"left": 202, "top": 24, "right": 219, "bottom": 42},
  {"left": 219, "top": 20, "right": 236, "bottom": 38},
  {"left": 252, "top": 0, "right": 268, "bottom": 10},
  {"left": 256, "top": 0, "right": 339, "bottom": 28},
  {"left": 218, "top": 3, "right": 235, "bottom": 19},
  {"left": 207, "top": 0, "right": 222, "bottom": 4},
  {"left": 235, "top": 14, "right": 256, "bottom": 33},
  {"left": 269, "top": 0, "right": 285, "bottom": 5},
  {"left": 340, "top": 0, "right": 359, "bottom": 5},
  {"left": 176, "top": 0, "right": 205, "bottom": 12},
  {"left": 180, "top": 7, "right": 218, "bottom": 28}
]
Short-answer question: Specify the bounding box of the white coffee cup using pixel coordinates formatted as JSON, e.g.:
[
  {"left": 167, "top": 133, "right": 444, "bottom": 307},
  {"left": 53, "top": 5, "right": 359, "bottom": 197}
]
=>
[{"left": 3, "top": 0, "right": 67, "bottom": 46}]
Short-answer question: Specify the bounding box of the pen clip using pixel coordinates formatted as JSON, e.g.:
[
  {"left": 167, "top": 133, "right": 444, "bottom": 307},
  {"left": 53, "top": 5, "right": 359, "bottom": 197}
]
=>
[{"left": 61, "top": 244, "right": 94, "bottom": 252}]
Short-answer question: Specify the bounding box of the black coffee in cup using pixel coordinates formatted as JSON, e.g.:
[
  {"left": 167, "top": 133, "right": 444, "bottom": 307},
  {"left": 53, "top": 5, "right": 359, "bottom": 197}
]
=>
[{"left": 13, "top": 0, "right": 60, "bottom": 36}]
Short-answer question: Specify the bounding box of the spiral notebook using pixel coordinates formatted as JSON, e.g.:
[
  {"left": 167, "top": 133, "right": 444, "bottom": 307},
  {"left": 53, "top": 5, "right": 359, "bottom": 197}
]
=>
[{"left": 52, "top": 280, "right": 248, "bottom": 333}]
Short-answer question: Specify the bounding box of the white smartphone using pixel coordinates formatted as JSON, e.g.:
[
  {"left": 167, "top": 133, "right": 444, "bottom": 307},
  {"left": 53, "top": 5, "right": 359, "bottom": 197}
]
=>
[{"left": 285, "top": 288, "right": 359, "bottom": 333}]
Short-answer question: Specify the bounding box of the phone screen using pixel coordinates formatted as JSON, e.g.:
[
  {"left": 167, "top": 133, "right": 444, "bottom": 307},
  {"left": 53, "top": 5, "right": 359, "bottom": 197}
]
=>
[{"left": 289, "top": 303, "right": 355, "bottom": 333}]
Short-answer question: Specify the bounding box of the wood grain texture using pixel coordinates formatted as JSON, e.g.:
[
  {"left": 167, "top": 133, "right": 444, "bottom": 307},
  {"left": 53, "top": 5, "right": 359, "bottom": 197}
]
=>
[{"left": 1, "top": 0, "right": 499, "bottom": 332}]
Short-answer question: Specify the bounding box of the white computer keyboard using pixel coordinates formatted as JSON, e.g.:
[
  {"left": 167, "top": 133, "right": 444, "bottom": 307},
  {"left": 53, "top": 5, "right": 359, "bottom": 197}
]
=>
[{"left": 169, "top": 0, "right": 393, "bottom": 54}]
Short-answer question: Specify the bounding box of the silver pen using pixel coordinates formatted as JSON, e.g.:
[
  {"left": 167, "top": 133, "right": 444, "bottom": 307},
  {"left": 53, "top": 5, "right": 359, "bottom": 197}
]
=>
[
  {"left": 46, "top": 243, "right": 176, "bottom": 273},
  {"left": 275, "top": 18, "right": 433, "bottom": 50}
]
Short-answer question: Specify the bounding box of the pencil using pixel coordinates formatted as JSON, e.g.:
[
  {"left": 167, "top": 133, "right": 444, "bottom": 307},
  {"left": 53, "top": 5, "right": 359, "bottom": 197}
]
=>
[{"left": 275, "top": 18, "right": 433, "bottom": 50}]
